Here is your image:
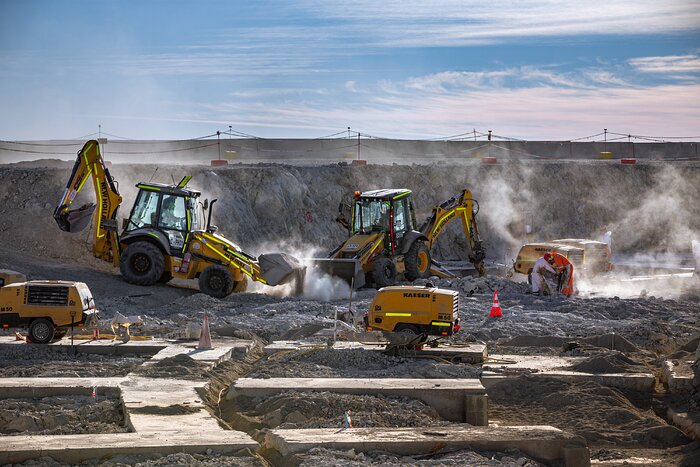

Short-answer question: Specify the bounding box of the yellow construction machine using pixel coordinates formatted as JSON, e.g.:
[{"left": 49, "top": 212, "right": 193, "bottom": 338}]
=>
[
  {"left": 364, "top": 285, "right": 461, "bottom": 337},
  {"left": 314, "top": 189, "right": 486, "bottom": 288},
  {"left": 0, "top": 279, "right": 98, "bottom": 343},
  {"left": 53, "top": 140, "right": 304, "bottom": 298}
]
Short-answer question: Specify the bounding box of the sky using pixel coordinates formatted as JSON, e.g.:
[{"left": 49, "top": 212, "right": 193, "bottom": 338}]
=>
[{"left": 1, "top": 0, "right": 699, "bottom": 141}]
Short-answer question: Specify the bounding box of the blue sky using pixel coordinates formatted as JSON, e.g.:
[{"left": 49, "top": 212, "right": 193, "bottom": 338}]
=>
[{"left": 1, "top": 0, "right": 699, "bottom": 141}]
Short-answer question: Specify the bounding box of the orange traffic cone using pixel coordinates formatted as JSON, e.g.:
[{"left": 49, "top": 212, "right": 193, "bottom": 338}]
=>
[
  {"left": 490, "top": 290, "right": 503, "bottom": 318},
  {"left": 197, "top": 314, "right": 213, "bottom": 350}
]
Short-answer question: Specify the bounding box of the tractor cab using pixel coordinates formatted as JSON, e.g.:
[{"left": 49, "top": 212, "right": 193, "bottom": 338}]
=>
[
  {"left": 123, "top": 177, "right": 203, "bottom": 255},
  {"left": 348, "top": 189, "right": 417, "bottom": 252}
]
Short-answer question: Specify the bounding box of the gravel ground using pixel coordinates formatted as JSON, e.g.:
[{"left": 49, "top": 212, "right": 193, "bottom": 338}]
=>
[{"left": 1, "top": 160, "right": 699, "bottom": 465}]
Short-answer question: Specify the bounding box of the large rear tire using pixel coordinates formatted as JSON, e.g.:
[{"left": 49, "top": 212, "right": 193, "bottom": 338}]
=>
[
  {"left": 199, "top": 265, "right": 234, "bottom": 298},
  {"left": 120, "top": 241, "right": 165, "bottom": 286},
  {"left": 29, "top": 318, "right": 55, "bottom": 344},
  {"left": 371, "top": 258, "right": 397, "bottom": 288},
  {"left": 405, "top": 241, "right": 431, "bottom": 281}
]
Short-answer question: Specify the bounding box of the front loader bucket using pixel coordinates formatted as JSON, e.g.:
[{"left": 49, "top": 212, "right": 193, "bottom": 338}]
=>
[
  {"left": 53, "top": 203, "right": 96, "bottom": 233},
  {"left": 308, "top": 258, "right": 366, "bottom": 289},
  {"left": 428, "top": 259, "right": 457, "bottom": 279},
  {"left": 259, "top": 253, "right": 306, "bottom": 289}
]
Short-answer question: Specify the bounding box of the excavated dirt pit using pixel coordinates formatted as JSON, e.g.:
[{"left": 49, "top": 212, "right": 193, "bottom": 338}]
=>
[
  {"left": 0, "top": 344, "right": 147, "bottom": 377},
  {"left": 295, "top": 446, "right": 545, "bottom": 466},
  {"left": 0, "top": 394, "right": 128, "bottom": 436},
  {"left": 229, "top": 391, "right": 448, "bottom": 431},
  {"left": 10, "top": 452, "right": 267, "bottom": 467},
  {"left": 249, "top": 347, "right": 483, "bottom": 379}
]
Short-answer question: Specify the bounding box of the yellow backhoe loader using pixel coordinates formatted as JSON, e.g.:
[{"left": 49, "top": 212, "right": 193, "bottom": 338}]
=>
[
  {"left": 53, "top": 140, "right": 304, "bottom": 298},
  {"left": 313, "top": 188, "right": 486, "bottom": 288}
]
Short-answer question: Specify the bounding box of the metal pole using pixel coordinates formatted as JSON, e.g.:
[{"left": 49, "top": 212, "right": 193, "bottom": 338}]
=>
[
  {"left": 628, "top": 135, "right": 632, "bottom": 157},
  {"left": 357, "top": 132, "right": 360, "bottom": 161},
  {"left": 217, "top": 131, "right": 221, "bottom": 160},
  {"left": 332, "top": 303, "right": 336, "bottom": 346},
  {"left": 604, "top": 129, "right": 607, "bottom": 152}
]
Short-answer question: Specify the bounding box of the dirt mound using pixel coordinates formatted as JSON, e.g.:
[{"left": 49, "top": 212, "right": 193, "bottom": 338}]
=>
[
  {"left": 1, "top": 162, "right": 698, "bottom": 266},
  {"left": 571, "top": 352, "right": 648, "bottom": 374},
  {"left": 488, "top": 376, "right": 689, "bottom": 447},
  {"left": 131, "top": 354, "right": 211, "bottom": 380}
]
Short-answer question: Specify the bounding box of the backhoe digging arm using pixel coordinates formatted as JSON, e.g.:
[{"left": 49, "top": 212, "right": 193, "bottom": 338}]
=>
[
  {"left": 419, "top": 189, "right": 486, "bottom": 276},
  {"left": 53, "top": 140, "right": 123, "bottom": 266}
]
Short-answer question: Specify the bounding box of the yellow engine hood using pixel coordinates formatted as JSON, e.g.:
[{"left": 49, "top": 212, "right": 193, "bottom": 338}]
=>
[{"left": 339, "top": 233, "right": 383, "bottom": 256}]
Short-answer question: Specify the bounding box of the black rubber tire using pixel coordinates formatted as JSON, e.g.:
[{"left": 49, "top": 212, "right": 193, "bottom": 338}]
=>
[
  {"left": 233, "top": 276, "right": 248, "bottom": 293},
  {"left": 120, "top": 241, "right": 165, "bottom": 286},
  {"left": 394, "top": 324, "right": 420, "bottom": 335},
  {"left": 371, "top": 258, "right": 397, "bottom": 288},
  {"left": 199, "top": 265, "right": 234, "bottom": 298},
  {"left": 29, "top": 318, "right": 55, "bottom": 344},
  {"left": 404, "top": 241, "right": 431, "bottom": 281}
]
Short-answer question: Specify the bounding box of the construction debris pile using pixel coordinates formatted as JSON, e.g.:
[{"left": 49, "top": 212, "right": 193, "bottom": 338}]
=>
[{"left": 0, "top": 157, "right": 699, "bottom": 466}]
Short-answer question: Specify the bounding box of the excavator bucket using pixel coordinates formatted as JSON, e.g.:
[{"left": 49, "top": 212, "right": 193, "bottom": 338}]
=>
[
  {"left": 54, "top": 203, "right": 96, "bottom": 233},
  {"left": 308, "top": 258, "right": 366, "bottom": 289},
  {"left": 259, "top": 253, "right": 306, "bottom": 289}
]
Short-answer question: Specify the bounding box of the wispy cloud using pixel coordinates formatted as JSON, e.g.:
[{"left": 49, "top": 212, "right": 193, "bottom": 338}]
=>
[
  {"left": 629, "top": 54, "right": 700, "bottom": 74},
  {"left": 290, "top": 0, "right": 700, "bottom": 47},
  {"left": 382, "top": 66, "right": 631, "bottom": 94},
  {"left": 198, "top": 65, "right": 700, "bottom": 140}
]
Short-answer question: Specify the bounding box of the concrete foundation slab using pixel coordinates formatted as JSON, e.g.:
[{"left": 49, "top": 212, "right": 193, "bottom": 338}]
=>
[
  {"left": 119, "top": 376, "right": 213, "bottom": 432},
  {"left": 662, "top": 360, "right": 695, "bottom": 394},
  {"left": 0, "top": 340, "right": 258, "bottom": 463},
  {"left": 482, "top": 354, "right": 656, "bottom": 392},
  {"left": 228, "top": 377, "right": 488, "bottom": 425},
  {"left": 0, "top": 431, "right": 257, "bottom": 465},
  {"left": 0, "top": 377, "right": 124, "bottom": 398},
  {"left": 264, "top": 426, "right": 590, "bottom": 466},
  {"left": 0, "top": 336, "right": 253, "bottom": 359},
  {"left": 482, "top": 371, "right": 655, "bottom": 392},
  {"left": 668, "top": 407, "right": 700, "bottom": 441}
]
